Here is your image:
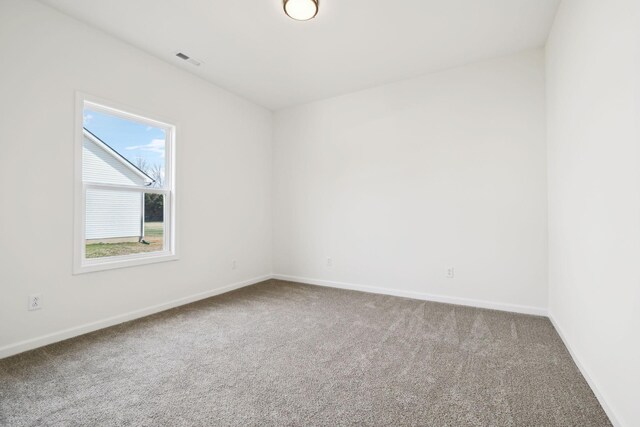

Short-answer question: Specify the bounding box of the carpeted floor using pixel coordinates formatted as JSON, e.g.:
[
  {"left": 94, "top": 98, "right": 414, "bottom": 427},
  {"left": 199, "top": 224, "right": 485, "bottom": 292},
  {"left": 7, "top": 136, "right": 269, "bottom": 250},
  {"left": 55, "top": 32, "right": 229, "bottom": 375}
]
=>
[{"left": 0, "top": 280, "right": 610, "bottom": 426}]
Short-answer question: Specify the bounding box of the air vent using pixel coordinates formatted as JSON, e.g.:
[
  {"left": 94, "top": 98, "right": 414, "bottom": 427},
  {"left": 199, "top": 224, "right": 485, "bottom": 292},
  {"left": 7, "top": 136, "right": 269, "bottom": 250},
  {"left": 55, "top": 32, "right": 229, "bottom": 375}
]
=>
[{"left": 175, "top": 52, "right": 202, "bottom": 67}]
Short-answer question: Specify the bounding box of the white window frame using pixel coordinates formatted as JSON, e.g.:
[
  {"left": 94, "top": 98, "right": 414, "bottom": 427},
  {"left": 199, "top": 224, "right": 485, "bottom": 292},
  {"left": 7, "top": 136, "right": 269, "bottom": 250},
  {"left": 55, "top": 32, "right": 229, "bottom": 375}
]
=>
[{"left": 73, "top": 93, "right": 178, "bottom": 274}]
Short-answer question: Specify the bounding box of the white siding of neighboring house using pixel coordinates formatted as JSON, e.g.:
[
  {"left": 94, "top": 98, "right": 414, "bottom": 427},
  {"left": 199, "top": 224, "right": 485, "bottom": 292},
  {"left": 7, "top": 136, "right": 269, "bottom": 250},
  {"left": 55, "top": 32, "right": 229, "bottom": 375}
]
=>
[{"left": 83, "top": 134, "right": 150, "bottom": 240}]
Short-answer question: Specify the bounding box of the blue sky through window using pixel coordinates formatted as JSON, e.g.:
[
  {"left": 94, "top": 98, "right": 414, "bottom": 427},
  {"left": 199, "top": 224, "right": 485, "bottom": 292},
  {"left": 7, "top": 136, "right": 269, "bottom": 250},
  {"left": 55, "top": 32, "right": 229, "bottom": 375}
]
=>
[{"left": 83, "top": 108, "right": 165, "bottom": 178}]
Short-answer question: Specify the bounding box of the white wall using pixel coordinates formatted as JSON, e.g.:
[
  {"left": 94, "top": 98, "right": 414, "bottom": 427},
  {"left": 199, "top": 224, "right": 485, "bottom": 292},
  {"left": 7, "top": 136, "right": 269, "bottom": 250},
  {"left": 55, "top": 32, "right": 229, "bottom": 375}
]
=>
[
  {"left": 273, "top": 50, "right": 548, "bottom": 313},
  {"left": 0, "top": 0, "right": 272, "bottom": 356},
  {"left": 546, "top": 1, "right": 640, "bottom": 426},
  {"left": 2, "top": 3, "right": 635, "bottom": 424}
]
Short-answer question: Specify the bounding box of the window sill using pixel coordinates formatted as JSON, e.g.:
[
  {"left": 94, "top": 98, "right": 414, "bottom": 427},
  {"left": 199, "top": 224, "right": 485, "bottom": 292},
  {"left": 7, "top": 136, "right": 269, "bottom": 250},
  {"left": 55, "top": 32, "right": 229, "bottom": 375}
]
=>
[{"left": 73, "top": 251, "right": 179, "bottom": 274}]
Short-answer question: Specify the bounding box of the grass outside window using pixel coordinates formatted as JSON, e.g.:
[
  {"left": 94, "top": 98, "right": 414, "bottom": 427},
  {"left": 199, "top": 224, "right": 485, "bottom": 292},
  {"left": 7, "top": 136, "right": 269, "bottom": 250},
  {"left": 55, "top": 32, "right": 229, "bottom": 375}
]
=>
[{"left": 85, "top": 222, "right": 163, "bottom": 258}]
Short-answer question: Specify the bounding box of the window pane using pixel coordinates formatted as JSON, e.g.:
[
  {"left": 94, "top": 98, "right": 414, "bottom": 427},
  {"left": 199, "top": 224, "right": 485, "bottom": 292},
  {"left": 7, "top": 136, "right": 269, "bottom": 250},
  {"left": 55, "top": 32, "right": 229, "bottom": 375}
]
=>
[
  {"left": 83, "top": 107, "right": 166, "bottom": 188},
  {"left": 85, "top": 189, "right": 165, "bottom": 259}
]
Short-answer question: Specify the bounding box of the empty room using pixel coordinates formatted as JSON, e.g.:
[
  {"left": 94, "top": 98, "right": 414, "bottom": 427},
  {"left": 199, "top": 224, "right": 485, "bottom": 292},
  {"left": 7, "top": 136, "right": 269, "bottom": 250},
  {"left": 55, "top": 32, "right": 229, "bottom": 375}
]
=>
[{"left": 0, "top": 0, "right": 638, "bottom": 425}]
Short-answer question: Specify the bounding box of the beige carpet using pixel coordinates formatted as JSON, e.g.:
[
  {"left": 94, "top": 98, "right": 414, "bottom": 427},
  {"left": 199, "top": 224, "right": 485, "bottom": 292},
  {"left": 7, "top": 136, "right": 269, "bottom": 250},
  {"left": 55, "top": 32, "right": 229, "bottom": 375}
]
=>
[{"left": 0, "top": 280, "right": 610, "bottom": 426}]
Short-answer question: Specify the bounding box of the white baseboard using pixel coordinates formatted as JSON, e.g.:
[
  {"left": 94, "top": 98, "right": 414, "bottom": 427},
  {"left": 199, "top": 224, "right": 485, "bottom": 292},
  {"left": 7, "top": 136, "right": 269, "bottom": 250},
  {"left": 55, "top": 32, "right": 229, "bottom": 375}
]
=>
[
  {"left": 0, "top": 274, "right": 272, "bottom": 359},
  {"left": 0, "top": 272, "right": 547, "bottom": 359},
  {"left": 548, "top": 315, "right": 620, "bottom": 427},
  {"left": 272, "top": 274, "right": 547, "bottom": 316},
  {"left": 4, "top": 272, "right": 617, "bottom": 425}
]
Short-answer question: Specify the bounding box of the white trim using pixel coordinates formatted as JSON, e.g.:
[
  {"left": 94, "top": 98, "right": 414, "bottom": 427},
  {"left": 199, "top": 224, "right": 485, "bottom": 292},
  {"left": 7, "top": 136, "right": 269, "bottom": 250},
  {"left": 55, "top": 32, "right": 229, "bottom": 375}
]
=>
[
  {"left": 84, "top": 98, "right": 176, "bottom": 130},
  {"left": 0, "top": 273, "right": 547, "bottom": 359},
  {"left": 548, "top": 315, "right": 620, "bottom": 427},
  {"left": 4, "top": 269, "right": 615, "bottom": 426},
  {"left": 84, "top": 182, "right": 169, "bottom": 195},
  {"left": 74, "top": 92, "right": 178, "bottom": 274},
  {"left": 0, "top": 275, "right": 272, "bottom": 359},
  {"left": 73, "top": 92, "right": 85, "bottom": 274},
  {"left": 79, "top": 251, "right": 179, "bottom": 274},
  {"left": 272, "top": 274, "right": 548, "bottom": 316}
]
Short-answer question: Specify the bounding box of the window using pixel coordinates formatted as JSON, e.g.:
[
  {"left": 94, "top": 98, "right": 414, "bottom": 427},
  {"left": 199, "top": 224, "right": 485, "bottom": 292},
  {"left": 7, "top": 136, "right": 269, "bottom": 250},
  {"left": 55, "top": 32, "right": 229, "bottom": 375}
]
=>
[{"left": 74, "top": 94, "right": 177, "bottom": 273}]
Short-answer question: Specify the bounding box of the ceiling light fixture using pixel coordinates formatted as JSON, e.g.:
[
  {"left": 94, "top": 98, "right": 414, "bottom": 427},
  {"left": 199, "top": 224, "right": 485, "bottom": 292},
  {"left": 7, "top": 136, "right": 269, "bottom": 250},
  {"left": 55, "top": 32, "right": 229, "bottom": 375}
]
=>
[{"left": 283, "top": 0, "right": 318, "bottom": 21}]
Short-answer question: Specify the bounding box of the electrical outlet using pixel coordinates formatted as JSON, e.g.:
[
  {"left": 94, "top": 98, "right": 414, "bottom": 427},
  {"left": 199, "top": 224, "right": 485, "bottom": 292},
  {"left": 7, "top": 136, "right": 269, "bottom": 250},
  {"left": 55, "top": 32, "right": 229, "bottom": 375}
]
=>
[
  {"left": 446, "top": 267, "right": 455, "bottom": 279},
  {"left": 28, "top": 294, "right": 42, "bottom": 311},
  {"left": 326, "top": 257, "right": 333, "bottom": 268},
  {"left": 232, "top": 260, "right": 237, "bottom": 270}
]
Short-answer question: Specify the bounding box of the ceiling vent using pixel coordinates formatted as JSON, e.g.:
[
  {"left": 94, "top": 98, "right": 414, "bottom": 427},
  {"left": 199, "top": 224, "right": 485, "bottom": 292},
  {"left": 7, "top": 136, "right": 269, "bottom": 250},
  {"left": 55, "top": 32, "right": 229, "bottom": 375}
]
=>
[{"left": 175, "top": 52, "right": 202, "bottom": 67}]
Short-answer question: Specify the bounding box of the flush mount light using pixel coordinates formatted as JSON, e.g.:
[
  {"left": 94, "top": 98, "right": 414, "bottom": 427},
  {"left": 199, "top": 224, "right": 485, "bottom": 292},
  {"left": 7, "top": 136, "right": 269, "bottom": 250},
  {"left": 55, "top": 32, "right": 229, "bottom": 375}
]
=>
[{"left": 284, "top": 0, "right": 318, "bottom": 21}]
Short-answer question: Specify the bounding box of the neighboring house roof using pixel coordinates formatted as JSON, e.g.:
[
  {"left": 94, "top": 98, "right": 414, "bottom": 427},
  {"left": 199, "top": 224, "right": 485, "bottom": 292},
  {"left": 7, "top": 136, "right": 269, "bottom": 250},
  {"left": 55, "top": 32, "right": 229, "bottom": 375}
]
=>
[{"left": 83, "top": 127, "right": 154, "bottom": 184}]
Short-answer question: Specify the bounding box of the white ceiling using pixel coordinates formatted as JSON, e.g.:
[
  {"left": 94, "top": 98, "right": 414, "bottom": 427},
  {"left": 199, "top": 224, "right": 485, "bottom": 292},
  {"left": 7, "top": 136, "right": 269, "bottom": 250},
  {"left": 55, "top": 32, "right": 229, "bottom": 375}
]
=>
[{"left": 40, "top": 0, "right": 560, "bottom": 110}]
